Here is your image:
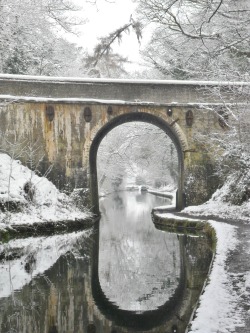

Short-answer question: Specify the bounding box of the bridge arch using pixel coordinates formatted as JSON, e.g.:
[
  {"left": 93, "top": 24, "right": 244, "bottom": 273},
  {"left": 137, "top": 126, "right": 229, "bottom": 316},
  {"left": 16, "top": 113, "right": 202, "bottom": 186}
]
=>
[{"left": 89, "top": 112, "right": 185, "bottom": 214}]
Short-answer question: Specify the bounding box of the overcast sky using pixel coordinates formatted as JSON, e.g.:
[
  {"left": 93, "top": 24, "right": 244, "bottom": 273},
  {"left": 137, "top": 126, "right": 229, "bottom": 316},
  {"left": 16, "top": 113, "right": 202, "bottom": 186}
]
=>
[{"left": 70, "top": 0, "right": 146, "bottom": 65}]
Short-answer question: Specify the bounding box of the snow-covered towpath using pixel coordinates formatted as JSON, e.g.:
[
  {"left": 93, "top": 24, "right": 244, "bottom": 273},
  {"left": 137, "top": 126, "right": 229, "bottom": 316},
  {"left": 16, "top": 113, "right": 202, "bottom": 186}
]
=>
[
  {"left": 225, "top": 220, "right": 250, "bottom": 333},
  {"left": 188, "top": 218, "right": 250, "bottom": 333}
]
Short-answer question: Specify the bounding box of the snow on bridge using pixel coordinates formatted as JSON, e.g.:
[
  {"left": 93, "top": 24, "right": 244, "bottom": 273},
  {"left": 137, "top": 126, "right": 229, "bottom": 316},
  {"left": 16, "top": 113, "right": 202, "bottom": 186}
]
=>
[{"left": 0, "top": 74, "right": 249, "bottom": 212}]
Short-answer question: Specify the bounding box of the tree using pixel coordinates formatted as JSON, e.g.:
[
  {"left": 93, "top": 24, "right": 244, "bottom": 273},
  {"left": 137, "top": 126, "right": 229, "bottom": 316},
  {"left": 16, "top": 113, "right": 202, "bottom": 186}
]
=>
[
  {"left": 134, "top": 0, "right": 250, "bottom": 205},
  {"left": 136, "top": 0, "right": 250, "bottom": 80},
  {"left": 0, "top": 0, "right": 83, "bottom": 75},
  {"left": 82, "top": 51, "right": 129, "bottom": 78},
  {"left": 82, "top": 17, "right": 142, "bottom": 78},
  {"left": 194, "top": 85, "right": 250, "bottom": 205}
]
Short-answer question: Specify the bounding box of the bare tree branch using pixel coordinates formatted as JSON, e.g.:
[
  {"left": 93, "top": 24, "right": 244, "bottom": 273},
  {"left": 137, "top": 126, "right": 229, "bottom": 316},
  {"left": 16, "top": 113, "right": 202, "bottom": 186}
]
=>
[{"left": 90, "top": 17, "right": 142, "bottom": 67}]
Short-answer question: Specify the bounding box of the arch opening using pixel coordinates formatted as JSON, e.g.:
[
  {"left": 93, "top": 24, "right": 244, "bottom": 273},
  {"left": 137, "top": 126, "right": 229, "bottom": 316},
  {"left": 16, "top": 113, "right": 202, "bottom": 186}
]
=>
[
  {"left": 89, "top": 112, "right": 185, "bottom": 214},
  {"left": 97, "top": 122, "right": 178, "bottom": 195}
]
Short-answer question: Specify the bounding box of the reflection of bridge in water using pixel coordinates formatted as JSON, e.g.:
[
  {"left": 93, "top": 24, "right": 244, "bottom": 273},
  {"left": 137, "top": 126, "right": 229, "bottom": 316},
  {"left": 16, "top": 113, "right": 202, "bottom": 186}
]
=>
[
  {"left": 0, "top": 192, "right": 213, "bottom": 333},
  {"left": 92, "top": 192, "right": 213, "bottom": 332},
  {"left": 92, "top": 223, "right": 187, "bottom": 331},
  {"left": 0, "top": 75, "right": 249, "bottom": 212}
]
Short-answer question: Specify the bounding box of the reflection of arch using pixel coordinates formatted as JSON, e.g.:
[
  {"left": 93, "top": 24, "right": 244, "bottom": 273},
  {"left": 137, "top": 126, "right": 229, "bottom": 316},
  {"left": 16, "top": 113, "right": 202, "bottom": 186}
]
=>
[
  {"left": 91, "top": 222, "right": 187, "bottom": 331},
  {"left": 89, "top": 112, "right": 185, "bottom": 214}
]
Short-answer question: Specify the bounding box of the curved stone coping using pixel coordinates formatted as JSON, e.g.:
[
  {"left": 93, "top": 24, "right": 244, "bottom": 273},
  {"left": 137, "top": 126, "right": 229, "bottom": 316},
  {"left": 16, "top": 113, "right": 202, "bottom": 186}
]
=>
[
  {"left": 148, "top": 190, "right": 174, "bottom": 199},
  {"left": 152, "top": 211, "right": 217, "bottom": 248},
  {"left": 152, "top": 211, "right": 217, "bottom": 329},
  {"left": 0, "top": 217, "right": 97, "bottom": 242}
]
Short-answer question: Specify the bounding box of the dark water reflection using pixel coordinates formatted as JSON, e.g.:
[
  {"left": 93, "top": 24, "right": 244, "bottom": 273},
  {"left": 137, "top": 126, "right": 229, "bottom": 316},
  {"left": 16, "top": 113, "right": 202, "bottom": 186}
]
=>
[{"left": 0, "top": 192, "right": 213, "bottom": 333}]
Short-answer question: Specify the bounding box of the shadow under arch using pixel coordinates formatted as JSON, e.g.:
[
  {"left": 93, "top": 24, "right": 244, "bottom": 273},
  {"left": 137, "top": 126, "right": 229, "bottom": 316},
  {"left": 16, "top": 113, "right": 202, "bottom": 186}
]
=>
[{"left": 89, "top": 112, "right": 185, "bottom": 215}]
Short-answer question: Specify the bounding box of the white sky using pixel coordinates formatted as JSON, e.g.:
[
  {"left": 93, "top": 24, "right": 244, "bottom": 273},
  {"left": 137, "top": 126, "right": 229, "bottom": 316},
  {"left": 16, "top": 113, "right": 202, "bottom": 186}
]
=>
[{"left": 70, "top": 0, "right": 147, "bottom": 64}]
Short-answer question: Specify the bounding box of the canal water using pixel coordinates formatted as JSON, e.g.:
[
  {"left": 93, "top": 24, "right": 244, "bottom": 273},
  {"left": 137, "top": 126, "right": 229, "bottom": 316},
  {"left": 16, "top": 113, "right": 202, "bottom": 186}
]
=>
[{"left": 0, "top": 191, "right": 213, "bottom": 333}]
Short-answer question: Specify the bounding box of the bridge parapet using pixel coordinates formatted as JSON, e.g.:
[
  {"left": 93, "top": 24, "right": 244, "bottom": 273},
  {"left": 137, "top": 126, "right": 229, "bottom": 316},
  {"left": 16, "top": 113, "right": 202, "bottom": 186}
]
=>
[{"left": 0, "top": 74, "right": 249, "bottom": 106}]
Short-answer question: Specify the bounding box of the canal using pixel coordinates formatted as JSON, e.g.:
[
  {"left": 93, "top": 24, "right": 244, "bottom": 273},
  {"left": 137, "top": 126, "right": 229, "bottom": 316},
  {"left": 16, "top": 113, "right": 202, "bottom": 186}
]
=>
[{"left": 0, "top": 191, "right": 213, "bottom": 333}]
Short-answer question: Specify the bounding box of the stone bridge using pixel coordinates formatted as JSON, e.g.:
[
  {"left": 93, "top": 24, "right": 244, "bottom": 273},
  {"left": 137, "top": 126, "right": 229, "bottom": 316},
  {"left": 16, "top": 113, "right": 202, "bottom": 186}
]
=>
[{"left": 0, "top": 74, "right": 248, "bottom": 213}]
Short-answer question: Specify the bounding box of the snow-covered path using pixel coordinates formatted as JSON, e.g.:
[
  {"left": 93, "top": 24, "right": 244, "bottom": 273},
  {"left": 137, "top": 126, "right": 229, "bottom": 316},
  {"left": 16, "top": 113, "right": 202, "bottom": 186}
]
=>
[
  {"left": 222, "top": 221, "right": 250, "bottom": 333},
  {"left": 186, "top": 218, "right": 250, "bottom": 333},
  {"left": 137, "top": 188, "right": 250, "bottom": 332}
]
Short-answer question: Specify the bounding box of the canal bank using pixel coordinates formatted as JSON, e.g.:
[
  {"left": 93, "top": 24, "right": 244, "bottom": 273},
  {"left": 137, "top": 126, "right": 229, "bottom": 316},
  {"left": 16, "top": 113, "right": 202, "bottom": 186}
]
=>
[
  {"left": 152, "top": 208, "right": 250, "bottom": 333},
  {"left": 0, "top": 153, "right": 94, "bottom": 240}
]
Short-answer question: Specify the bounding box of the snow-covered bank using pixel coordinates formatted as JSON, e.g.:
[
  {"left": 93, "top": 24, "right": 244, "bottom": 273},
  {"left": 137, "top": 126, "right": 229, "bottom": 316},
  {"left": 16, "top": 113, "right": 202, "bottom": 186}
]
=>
[
  {"left": 184, "top": 199, "right": 250, "bottom": 222},
  {"left": 148, "top": 182, "right": 250, "bottom": 223},
  {"left": 188, "top": 220, "right": 245, "bottom": 333},
  {"left": 183, "top": 184, "right": 250, "bottom": 222},
  {"left": 0, "top": 153, "right": 92, "bottom": 230}
]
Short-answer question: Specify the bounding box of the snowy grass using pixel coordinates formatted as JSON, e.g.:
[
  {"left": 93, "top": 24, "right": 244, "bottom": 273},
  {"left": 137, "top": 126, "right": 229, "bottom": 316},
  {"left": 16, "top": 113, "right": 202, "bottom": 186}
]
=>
[
  {"left": 0, "top": 153, "right": 91, "bottom": 228},
  {"left": 183, "top": 182, "right": 250, "bottom": 222}
]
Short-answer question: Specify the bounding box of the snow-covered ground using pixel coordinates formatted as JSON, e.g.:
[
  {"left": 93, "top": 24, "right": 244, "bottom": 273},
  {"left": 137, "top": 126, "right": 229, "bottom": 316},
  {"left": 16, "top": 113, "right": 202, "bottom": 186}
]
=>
[
  {"left": 181, "top": 187, "right": 250, "bottom": 332},
  {"left": 188, "top": 220, "right": 246, "bottom": 333},
  {"left": 183, "top": 184, "right": 250, "bottom": 222},
  {"left": 152, "top": 179, "right": 250, "bottom": 222},
  {"left": 0, "top": 153, "right": 91, "bottom": 229},
  {"left": 183, "top": 173, "right": 250, "bottom": 222},
  {"left": 1, "top": 152, "right": 250, "bottom": 332}
]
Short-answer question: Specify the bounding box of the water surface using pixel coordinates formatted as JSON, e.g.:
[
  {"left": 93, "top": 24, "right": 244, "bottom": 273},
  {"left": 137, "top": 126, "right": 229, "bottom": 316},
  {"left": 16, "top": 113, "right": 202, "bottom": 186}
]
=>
[
  {"left": 0, "top": 191, "right": 213, "bottom": 333},
  {"left": 98, "top": 192, "right": 180, "bottom": 312}
]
